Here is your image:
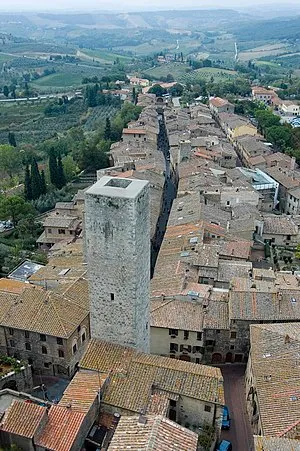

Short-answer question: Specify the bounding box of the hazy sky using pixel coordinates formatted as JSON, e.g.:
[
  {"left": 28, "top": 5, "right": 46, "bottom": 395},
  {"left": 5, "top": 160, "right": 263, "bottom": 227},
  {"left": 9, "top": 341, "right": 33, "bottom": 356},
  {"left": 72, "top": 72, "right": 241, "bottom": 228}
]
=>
[{"left": 1, "top": 0, "right": 300, "bottom": 11}]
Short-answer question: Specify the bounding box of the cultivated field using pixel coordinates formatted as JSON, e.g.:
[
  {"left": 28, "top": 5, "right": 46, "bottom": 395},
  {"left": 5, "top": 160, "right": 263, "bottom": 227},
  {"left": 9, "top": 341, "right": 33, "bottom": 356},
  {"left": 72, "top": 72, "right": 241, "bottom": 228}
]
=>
[
  {"left": 144, "top": 63, "right": 238, "bottom": 84},
  {"left": 239, "top": 42, "right": 292, "bottom": 61}
]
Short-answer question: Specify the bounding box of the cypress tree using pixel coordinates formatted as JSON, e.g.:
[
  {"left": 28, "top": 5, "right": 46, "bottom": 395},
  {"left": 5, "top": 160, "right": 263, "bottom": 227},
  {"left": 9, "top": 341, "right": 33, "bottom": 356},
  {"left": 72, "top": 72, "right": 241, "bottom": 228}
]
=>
[
  {"left": 49, "top": 149, "right": 58, "bottom": 186},
  {"left": 30, "top": 158, "right": 42, "bottom": 200},
  {"left": 40, "top": 170, "right": 47, "bottom": 195},
  {"left": 56, "top": 153, "right": 66, "bottom": 189},
  {"left": 104, "top": 117, "right": 111, "bottom": 141},
  {"left": 24, "top": 164, "right": 32, "bottom": 201},
  {"left": 8, "top": 132, "right": 17, "bottom": 147}
]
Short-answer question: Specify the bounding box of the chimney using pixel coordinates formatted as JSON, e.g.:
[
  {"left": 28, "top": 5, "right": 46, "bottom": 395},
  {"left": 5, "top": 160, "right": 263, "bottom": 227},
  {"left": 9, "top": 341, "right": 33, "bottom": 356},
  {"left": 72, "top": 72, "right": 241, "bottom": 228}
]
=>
[
  {"left": 285, "top": 334, "right": 290, "bottom": 344},
  {"left": 291, "top": 157, "right": 296, "bottom": 171}
]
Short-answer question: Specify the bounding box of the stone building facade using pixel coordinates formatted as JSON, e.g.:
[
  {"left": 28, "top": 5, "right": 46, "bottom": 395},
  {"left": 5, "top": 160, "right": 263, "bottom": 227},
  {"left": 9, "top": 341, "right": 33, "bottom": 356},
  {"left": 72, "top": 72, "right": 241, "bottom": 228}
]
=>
[{"left": 85, "top": 176, "right": 150, "bottom": 353}]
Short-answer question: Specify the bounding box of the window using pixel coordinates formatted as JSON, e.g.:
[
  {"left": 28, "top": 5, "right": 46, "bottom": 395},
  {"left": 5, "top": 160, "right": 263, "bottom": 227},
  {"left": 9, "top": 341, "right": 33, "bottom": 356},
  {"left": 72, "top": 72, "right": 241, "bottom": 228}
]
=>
[
  {"left": 170, "top": 399, "right": 177, "bottom": 407},
  {"left": 170, "top": 343, "right": 178, "bottom": 352},
  {"left": 204, "top": 405, "right": 211, "bottom": 413},
  {"left": 25, "top": 342, "right": 31, "bottom": 351},
  {"left": 69, "top": 230, "right": 73, "bottom": 235},
  {"left": 25, "top": 331, "right": 30, "bottom": 339},
  {"left": 72, "top": 338, "right": 78, "bottom": 355},
  {"left": 10, "top": 339, "right": 15, "bottom": 347},
  {"left": 169, "top": 329, "right": 178, "bottom": 337},
  {"left": 40, "top": 334, "right": 46, "bottom": 342},
  {"left": 57, "top": 337, "right": 63, "bottom": 345},
  {"left": 230, "top": 345, "right": 235, "bottom": 350},
  {"left": 110, "top": 293, "right": 115, "bottom": 301},
  {"left": 230, "top": 331, "right": 237, "bottom": 339},
  {"left": 205, "top": 340, "right": 215, "bottom": 346},
  {"left": 196, "top": 358, "right": 200, "bottom": 364},
  {"left": 184, "top": 330, "right": 189, "bottom": 340},
  {"left": 28, "top": 358, "right": 33, "bottom": 365},
  {"left": 180, "top": 344, "right": 191, "bottom": 353},
  {"left": 81, "top": 332, "right": 86, "bottom": 343},
  {"left": 193, "top": 346, "right": 202, "bottom": 353},
  {"left": 77, "top": 325, "right": 81, "bottom": 333},
  {"left": 197, "top": 332, "right": 202, "bottom": 341},
  {"left": 226, "top": 201, "right": 230, "bottom": 206},
  {"left": 8, "top": 328, "right": 14, "bottom": 335},
  {"left": 44, "top": 362, "right": 50, "bottom": 368},
  {"left": 58, "top": 349, "right": 64, "bottom": 358},
  {"left": 58, "top": 229, "right": 66, "bottom": 235},
  {"left": 216, "top": 329, "right": 220, "bottom": 334},
  {"left": 47, "top": 228, "right": 52, "bottom": 234},
  {"left": 42, "top": 346, "right": 47, "bottom": 354}
]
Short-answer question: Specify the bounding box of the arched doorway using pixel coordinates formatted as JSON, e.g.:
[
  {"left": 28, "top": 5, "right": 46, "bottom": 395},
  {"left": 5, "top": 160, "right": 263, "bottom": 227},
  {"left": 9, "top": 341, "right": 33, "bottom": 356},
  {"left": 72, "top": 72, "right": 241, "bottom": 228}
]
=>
[
  {"left": 225, "top": 352, "right": 233, "bottom": 363},
  {"left": 2, "top": 380, "right": 17, "bottom": 390},
  {"left": 212, "top": 353, "right": 223, "bottom": 364},
  {"left": 179, "top": 354, "right": 191, "bottom": 362}
]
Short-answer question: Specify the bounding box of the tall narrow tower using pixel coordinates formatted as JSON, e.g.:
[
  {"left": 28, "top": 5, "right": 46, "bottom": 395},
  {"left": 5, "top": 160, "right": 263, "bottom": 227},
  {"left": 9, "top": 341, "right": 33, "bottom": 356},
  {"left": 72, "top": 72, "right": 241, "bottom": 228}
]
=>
[{"left": 85, "top": 176, "right": 150, "bottom": 353}]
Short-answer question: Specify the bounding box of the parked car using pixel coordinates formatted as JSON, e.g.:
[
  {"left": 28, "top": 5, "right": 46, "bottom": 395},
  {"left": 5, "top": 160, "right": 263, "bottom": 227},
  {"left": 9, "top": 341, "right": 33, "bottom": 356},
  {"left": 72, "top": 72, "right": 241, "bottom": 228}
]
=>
[
  {"left": 222, "top": 405, "right": 231, "bottom": 429},
  {"left": 216, "top": 440, "right": 232, "bottom": 451}
]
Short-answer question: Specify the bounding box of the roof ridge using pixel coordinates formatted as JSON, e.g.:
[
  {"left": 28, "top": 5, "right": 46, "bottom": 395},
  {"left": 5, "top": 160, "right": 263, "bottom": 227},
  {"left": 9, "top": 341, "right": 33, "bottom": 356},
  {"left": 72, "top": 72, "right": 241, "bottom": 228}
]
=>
[
  {"left": 151, "top": 298, "right": 174, "bottom": 313},
  {"left": 47, "top": 292, "right": 68, "bottom": 336},
  {"left": 146, "top": 415, "right": 161, "bottom": 451}
]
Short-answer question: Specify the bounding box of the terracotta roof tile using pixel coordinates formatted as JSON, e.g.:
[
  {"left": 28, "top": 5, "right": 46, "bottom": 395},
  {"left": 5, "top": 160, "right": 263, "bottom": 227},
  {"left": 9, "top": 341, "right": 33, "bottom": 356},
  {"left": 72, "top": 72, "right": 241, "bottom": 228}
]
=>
[
  {"left": 108, "top": 415, "right": 198, "bottom": 450},
  {"left": 250, "top": 323, "right": 300, "bottom": 437},
  {"left": 36, "top": 405, "right": 85, "bottom": 451},
  {"left": 59, "top": 371, "right": 105, "bottom": 413},
  {"left": 150, "top": 298, "right": 204, "bottom": 332},
  {"left": 254, "top": 435, "right": 300, "bottom": 450},
  {"left": 0, "top": 400, "right": 46, "bottom": 438},
  {"left": 0, "top": 280, "right": 89, "bottom": 337},
  {"left": 80, "top": 339, "right": 224, "bottom": 412}
]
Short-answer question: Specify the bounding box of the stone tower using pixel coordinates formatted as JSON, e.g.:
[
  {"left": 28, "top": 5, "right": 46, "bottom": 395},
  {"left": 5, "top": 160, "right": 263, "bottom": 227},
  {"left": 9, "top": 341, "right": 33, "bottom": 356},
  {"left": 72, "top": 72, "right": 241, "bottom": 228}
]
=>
[{"left": 85, "top": 176, "right": 150, "bottom": 353}]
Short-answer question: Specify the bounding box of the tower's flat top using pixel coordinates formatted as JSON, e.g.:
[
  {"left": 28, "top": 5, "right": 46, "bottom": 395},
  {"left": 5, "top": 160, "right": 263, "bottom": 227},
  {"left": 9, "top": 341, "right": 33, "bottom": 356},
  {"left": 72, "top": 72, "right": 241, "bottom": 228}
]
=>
[{"left": 85, "top": 176, "right": 149, "bottom": 199}]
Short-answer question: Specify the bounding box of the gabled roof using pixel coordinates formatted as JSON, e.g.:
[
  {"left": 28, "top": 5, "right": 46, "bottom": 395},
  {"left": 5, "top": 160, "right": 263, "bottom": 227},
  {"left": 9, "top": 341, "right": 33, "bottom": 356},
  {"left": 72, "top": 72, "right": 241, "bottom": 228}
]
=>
[
  {"left": 0, "top": 279, "right": 89, "bottom": 338},
  {"left": 150, "top": 298, "right": 204, "bottom": 332},
  {"left": 254, "top": 435, "right": 300, "bottom": 450},
  {"left": 108, "top": 415, "right": 198, "bottom": 450},
  {"left": 0, "top": 400, "right": 46, "bottom": 438},
  {"left": 36, "top": 405, "right": 86, "bottom": 451},
  {"left": 80, "top": 339, "right": 224, "bottom": 413},
  {"left": 210, "top": 97, "right": 232, "bottom": 108},
  {"left": 250, "top": 323, "right": 300, "bottom": 437},
  {"left": 59, "top": 371, "right": 105, "bottom": 413}
]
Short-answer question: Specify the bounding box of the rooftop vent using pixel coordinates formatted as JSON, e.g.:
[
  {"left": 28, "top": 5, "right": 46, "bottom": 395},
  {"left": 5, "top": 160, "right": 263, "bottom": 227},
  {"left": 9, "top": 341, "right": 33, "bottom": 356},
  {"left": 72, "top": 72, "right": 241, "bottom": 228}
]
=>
[{"left": 105, "top": 178, "right": 132, "bottom": 189}]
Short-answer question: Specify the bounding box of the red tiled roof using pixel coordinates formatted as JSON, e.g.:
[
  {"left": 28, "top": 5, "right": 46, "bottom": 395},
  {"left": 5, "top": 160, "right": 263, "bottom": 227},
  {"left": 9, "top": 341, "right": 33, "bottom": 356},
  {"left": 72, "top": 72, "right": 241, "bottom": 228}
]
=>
[
  {"left": 122, "top": 128, "right": 146, "bottom": 134},
  {"left": 210, "top": 97, "right": 230, "bottom": 108},
  {"left": 59, "top": 371, "right": 105, "bottom": 413},
  {"left": 1, "top": 400, "right": 46, "bottom": 438},
  {"left": 36, "top": 405, "right": 85, "bottom": 451}
]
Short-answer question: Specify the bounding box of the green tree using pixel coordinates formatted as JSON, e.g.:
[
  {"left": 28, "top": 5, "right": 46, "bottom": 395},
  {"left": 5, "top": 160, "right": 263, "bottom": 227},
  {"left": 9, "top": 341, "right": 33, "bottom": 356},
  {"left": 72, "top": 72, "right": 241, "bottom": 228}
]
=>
[
  {"left": 3, "top": 85, "right": 9, "bottom": 97},
  {"left": 295, "top": 243, "right": 300, "bottom": 260},
  {"left": 169, "top": 83, "right": 184, "bottom": 97},
  {"left": 30, "top": 158, "right": 42, "bottom": 200},
  {"left": 49, "top": 149, "right": 58, "bottom": 187},
  {"left": 265, "top": 126, "right": 292, "bottom": 149},
  {"left": 104, "top": 117, "right": 111, "bottom": 141},
  {"left": 24, "top": 164, "right": 32, "bottom": 201},
  {"left": 148, "top": 84, "right": 167, "bottom": 97},
  {"left": 56, "top": 153, "right": 66, "bottom": 189},
  {"left": 8, "top": 132, "right": 17, "bottom": 147},
  {"left": 63, "top": 155, "right": 78, "bottom": 182},
  {"left": 0, "top": 195, "right": 35, "bottom": 226},
  {"left": 0, "top": 145, "right": 22, "bottom": 179},
  {"left": 40, "top": 170, "right": 47, "bottom": 195}
]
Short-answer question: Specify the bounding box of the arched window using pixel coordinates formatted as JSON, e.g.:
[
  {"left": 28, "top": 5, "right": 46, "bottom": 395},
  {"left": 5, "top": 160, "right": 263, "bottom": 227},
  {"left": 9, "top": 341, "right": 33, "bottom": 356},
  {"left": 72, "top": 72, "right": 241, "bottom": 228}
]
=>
[
  {"left": 72, "top": 338, "right": 78, "bottom": 355},
  {"left": 81, "top": 327, "right": 86, "bottom": 344}
]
